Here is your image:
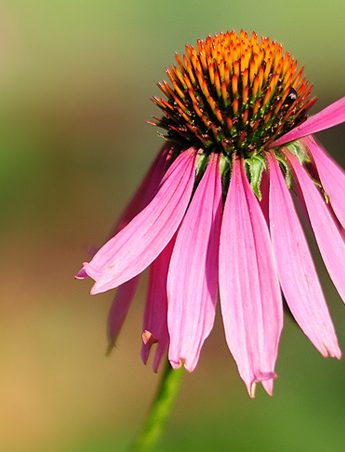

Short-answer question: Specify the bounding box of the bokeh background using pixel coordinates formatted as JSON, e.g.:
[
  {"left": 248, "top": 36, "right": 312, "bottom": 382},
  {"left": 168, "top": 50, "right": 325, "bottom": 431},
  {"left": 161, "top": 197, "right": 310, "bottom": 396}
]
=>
[{"left": 1, "top": 1, "right": 345, "bottom": 451}]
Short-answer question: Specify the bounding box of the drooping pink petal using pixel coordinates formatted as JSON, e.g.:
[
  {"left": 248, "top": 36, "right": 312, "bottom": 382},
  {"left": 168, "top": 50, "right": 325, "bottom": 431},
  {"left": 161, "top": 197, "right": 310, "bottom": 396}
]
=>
[
  {"left": 141, "top": 238, "right": 175, "bottom": 372},
  {"left": 106, "top": 147, "right": 172, "bottom": 347},
  {"left": 267, "top": 152, "right": 341, "bottom": 358},
  {"left": 81, "top": 148, "right": 197, "bottom": 294},
  {"left": 272, "top": 97, "right": 345, "bottom": 147},
  {"left": 219, "top": 157, "right": 283, "bottom": 397},
  {"left": 286, "top": 151, "right": 345, "bottom": 303},
  {"left": 303, "top": 135, "right": 345, "bottom": 229},
  {"left": 107, "top": 277, "right": 140, "bottom": 352},
  {"left": 167, "top": 154, "right": 222, "bottom": 372},
  {"left": 106, "top": 148, "right": 171, "bottom": 351}
]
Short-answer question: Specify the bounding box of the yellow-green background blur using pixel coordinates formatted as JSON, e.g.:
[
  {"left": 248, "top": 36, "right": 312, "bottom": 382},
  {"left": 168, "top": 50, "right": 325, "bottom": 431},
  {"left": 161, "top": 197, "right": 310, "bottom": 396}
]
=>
[{"left": 1, "top": 1, "right": 345, "bottom": 451}]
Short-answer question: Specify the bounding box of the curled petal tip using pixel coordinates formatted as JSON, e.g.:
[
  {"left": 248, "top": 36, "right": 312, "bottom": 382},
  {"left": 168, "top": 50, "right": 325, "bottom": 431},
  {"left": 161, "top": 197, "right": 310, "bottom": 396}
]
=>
[
  {"left": 142, "top": 330, "right": 154, "bottom": 345},
  {"left": 75, "top": 265, "right": 88, "bottom": 280},
  {"left": 249, "top": 382, "right": 257, "bottom": 399},
  {"left": 169, "top": 360, "right": 181, "bottom": 370},
  {"left": 248, "top": 372, "right": 277, "bottom": 398},
  {"left": 169, "top": 358, "right": 185, "bottom": 370}
]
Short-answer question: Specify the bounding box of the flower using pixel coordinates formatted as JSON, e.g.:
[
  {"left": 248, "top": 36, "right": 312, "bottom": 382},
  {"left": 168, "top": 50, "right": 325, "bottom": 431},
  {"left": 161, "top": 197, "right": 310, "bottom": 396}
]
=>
[{"left": 77, "top": 30, "right": 345, "bottom": 397}]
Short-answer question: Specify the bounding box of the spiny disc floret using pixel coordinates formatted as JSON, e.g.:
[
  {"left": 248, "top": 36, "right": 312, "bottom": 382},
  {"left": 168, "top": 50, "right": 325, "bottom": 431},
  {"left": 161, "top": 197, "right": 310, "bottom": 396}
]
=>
[{"left": 152, "top": 30, "right": 316, "bottom": 156}]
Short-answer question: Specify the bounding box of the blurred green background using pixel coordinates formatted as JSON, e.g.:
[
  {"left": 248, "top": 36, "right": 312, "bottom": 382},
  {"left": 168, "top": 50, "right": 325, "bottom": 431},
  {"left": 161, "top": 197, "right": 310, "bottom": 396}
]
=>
[{"left": 1, "top": 1, "right": 345, "bottom": 451}]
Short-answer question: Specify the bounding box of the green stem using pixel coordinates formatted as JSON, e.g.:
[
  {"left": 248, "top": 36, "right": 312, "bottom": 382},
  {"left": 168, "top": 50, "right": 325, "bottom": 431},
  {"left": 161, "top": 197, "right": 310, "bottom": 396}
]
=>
[{"left": 130, "top": 362, "right": 184, "bottom": 452}]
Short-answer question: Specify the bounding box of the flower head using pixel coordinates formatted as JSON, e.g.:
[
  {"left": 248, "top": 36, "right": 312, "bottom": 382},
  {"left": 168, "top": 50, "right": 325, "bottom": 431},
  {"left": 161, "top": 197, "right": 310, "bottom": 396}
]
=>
[
  {"left": 152, "top": 30, "right": 316, "bottom": 155},
  {"left": 77, "top": 30, "right": 345, "bottom": 397}
]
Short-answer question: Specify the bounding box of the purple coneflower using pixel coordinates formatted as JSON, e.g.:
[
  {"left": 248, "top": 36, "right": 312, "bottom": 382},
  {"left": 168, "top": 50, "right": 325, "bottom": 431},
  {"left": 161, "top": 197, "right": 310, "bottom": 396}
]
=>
[{"left": 77, "top": 30, "right": 345, "bottom": 397}]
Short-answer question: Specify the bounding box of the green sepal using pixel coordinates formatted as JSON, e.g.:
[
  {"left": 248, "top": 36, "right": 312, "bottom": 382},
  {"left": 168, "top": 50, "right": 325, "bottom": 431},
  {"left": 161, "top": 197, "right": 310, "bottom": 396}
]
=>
[
  {"left": 323, "top": 191, "right": 330, "bottom": 204},
  {"left": 275, "top": 152, "right": 292, "bottom": 189},
  {"left": 313, "top": 179, "right": 330, "bottom": 204},
  {"left": 244, "top": 154, "right": 266, "bottom": 200},
  {"left": 287, "top": 141, "right": 311, "bottom": 165},
  {"left": 219, "top": 154, "right": 231, "bottom": 198},
  {"left": 195, "top": 153, "right": 209, "bottom": 182}
]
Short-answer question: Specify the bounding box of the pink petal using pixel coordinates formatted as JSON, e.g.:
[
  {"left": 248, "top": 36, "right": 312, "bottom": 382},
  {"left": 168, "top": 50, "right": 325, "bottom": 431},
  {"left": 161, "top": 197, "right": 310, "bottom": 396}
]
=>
[
  {"left": 106, "top": 148, "right": 171, "bottom": 351},
  {"left": 285, "top": 151, "right": 345, "bottom": 303},
  {"left": 141, "top": 238, "right": 175, "bottom": 372},
  {"left": 267, "top": 152, "right": 341, "bottom": 358},
  {"left": 82, "top": 148, "right": 197, "bottom": 294},
  {"left": 107, "top": 277, "right": 140, "bottom": 352},
  {"left": 219, "top": 157, "right": 283, "bottom": 397},
  {"left": 272, "top": 97, "right": 345, "bottom": 147},
  {"left": 167, "top": 154, "right": 222, "bottom": 372},
  {"left": 303, "top": 135, "right": 345, "bottom": 229}
]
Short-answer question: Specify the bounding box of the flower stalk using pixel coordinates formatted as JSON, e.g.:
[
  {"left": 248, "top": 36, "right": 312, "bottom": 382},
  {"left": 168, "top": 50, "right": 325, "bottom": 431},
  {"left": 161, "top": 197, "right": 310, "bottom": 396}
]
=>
[{"left": 131, "top": 362, "right": 184, "bottom": 452}]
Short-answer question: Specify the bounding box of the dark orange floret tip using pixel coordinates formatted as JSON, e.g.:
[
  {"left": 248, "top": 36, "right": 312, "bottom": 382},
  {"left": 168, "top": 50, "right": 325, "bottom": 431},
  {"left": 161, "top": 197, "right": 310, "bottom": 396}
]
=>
[{"left": 151, "top": 30, "right": 317, "bottom": 156}]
